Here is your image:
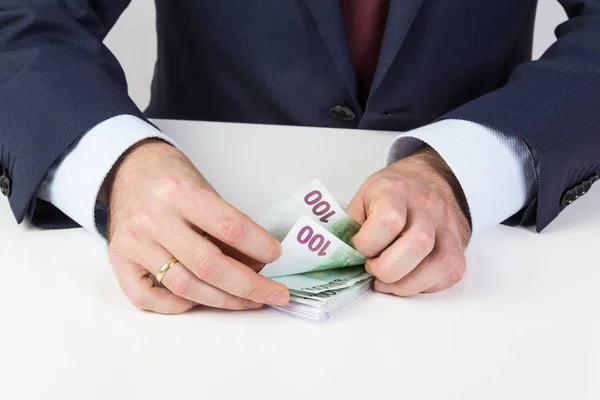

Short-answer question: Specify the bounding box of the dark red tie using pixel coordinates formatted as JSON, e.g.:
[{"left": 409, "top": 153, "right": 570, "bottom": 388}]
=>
[{"left": 341, "top": 0, "right": 390, "bottom": 103}]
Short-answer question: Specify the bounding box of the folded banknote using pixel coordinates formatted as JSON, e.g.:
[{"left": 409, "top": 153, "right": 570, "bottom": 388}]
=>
[{"left": 258, "top": 179, "right": 373, "bottom": 323}]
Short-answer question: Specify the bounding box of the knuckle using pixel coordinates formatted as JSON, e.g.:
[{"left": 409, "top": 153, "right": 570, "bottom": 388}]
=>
[
  {"left": 192, "top": 256, "right": 220, "bottom": 281},
  {"left": 124, "top": 227, "right": 139, "bottom": 242},
  {"left": 218, "top": 217, "right": 245, "bottom": 245},
  {"left": 155, "top": 176, "right": 184, "bottom": 202},
  {"left": 377, "top": 177, "right": 408, "bottom": 193},
  {"left": 380, "top": 210, "right": 405, "bottom": 233},
  {"left": 134, "top": 206, "right": 156, "bottom": 230},
  {"left": 413, "top": 229, "right": 435, "bottom": 254},
  {"left": 221, "top": 295, "right": 241, "bottom": 310},
  {"left": 169, "top": 274, "right": 192, "bottom": 297}
]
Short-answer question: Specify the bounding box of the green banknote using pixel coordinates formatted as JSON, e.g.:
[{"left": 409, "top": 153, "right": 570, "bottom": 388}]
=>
[
  {"left": 260, "top": 215, "right": 365, "bottom": 278},
  {"left": 258, "top": 179, "right": 360, "bottom": 245},
  {"left": 272, "top": 265, "right": 371, "bottom": 293},
  {"left": 258, "top": 179, "right": 373, "bottom": 322},
  {"left": 288, "top": 277, "right": 374, "bottom": 307}
]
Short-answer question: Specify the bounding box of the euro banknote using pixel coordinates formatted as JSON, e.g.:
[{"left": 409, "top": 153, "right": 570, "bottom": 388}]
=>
[
  {"left": 258, "top": 179, "right": 372, "bottom": 322},
  {"left": 259, "top": 215, "right": 365, "bottom": 278},
  {"left": 276, "top": 278, "right": 374, "bottom": 322},
  {"left": 258, "top": 179, "right": 361, "bottom": 245},
  {"left": 272, "top": 265, "right": 371, "bottom": 293},
  {"left": 289, "top": 277, "right": 374, "bottom": 307}
]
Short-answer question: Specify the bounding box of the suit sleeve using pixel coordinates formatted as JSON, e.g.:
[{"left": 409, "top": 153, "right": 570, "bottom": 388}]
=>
[
  {"left": 441, "top": 0, "right": 600, "bottom": 231},
  {"left": 0, "top": 0, "right": 144, "bottom": 225}
]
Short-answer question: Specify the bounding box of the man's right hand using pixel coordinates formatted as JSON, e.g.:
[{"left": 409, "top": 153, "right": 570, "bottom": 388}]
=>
[{"left": 106, "top": 139, "right": 289, "bottom": 314}]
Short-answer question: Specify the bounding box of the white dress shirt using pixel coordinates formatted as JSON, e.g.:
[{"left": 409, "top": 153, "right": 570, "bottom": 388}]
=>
[{"left": 37, "top": 115, "right": 537, "bottom": 238}]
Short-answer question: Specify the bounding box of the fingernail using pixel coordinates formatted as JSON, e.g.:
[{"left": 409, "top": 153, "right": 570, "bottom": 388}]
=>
[
  {"left": 273, "top": 244, "right": 283, "bottom": 260},
  {"left": 267, "top": 291, "right": 289, "bottom": 306},
  {"left": 243, "top": 300, "right": 264, "bottom": 309}
]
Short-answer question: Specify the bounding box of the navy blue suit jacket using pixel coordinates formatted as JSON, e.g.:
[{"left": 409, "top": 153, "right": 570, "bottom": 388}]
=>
[{"left": 0, "top": 1, "right": 599, "bottom": 231}]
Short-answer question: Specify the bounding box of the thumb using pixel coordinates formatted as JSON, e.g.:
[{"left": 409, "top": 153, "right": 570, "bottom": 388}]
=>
[{"left": 346, "top": 188, "right": 368, "bottom": 225}]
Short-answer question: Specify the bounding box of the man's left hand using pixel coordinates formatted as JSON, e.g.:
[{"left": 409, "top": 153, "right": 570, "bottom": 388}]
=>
[{"left": 347, "top": 146, "right": 471, "bottom": 296}]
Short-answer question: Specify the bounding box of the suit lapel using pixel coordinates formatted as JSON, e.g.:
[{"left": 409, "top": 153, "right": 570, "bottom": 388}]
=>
[
  {"left": 304, "top": 0, "right": 358, "bottom": 102},
  {"left": 304, "top": 0, "right": 424, "bottom": 105},
  {"left": 369, "top": 0, "right": 424, "bottom": 98}
]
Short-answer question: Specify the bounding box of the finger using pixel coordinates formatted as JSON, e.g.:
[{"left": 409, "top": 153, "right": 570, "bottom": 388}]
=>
[
  {"left": 346, "top": 189, "right": 367, "bottom": 225},
  {"left": 217, "top": 243, "right": 266, "bottom": 274},
  {"left": 200, "top": 230, "right": 265, "bottom": 273},
  {"left": 375, "top": 229, "right": 463, "bottom": 296},
  {"left": 155, "top": 216, "right": 289, "bottom": 306},
  {"left": 137, "top": 241, "right": 265, "bottom": 310},
  {"left": 351, "top": 188, "right": 408, "bottom": 258},
  {"left": 181, "top": 188, "right": 281, "bottom": 264},
  {"left": 114, "top": 261, "right": 196, "bottom": 314},
  {"left": 422, "top": 258, "right": 466, "bottom": 293},
  {"left": 365, "top": 208, "right": 434, "bottom": 283}
]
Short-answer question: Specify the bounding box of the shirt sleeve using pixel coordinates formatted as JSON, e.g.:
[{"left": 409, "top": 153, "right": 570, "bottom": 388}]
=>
[
  {"left": 37, "top": 115, "right": 179, "bottom": 239},
  {"left": 386, "top": 119, "right": 537, "bottom": 235}
]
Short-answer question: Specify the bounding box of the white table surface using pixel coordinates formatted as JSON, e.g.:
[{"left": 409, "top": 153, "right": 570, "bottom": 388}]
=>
[{"left": 1, "top": 119, "right": 598, "bottom": 400}]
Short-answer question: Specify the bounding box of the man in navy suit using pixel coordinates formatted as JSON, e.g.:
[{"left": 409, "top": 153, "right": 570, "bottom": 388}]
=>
[{"left": 0, "top": 1, "right": 598, "bottom": 314}]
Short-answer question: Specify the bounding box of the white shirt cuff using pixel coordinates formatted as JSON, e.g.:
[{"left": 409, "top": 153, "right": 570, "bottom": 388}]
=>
[
  {"left": 386, "top": 119, "right": 537, "bottom": 235},
  {"left": 37, "top": 115, "right": 178, "bottom": 239}
]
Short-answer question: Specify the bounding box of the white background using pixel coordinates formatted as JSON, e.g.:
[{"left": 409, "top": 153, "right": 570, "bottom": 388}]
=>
[{"left": 104, "top": 0, "right": 568, "bottom": 109}]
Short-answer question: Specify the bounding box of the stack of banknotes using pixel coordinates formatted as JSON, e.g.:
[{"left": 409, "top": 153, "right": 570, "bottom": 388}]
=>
[{"left": 258, "top": 179, "right": 373, "bottom": 323}]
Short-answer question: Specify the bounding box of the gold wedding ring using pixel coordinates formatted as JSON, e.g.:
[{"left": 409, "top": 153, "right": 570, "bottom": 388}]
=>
[{"left": 156, "top": 257, "right": 178, "bottom": 285}]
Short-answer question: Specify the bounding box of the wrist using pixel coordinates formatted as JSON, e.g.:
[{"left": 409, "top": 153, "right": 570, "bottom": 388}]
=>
[
  {"left": 104, "top": 138, "right": 174, "bottom": 239},
  {"left": 399, "top": 145, "right": 472, "bottom": 234}
]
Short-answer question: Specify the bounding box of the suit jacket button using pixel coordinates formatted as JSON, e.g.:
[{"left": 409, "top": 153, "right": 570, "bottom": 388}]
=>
[
  {"left": 581, "top": 181, "right": 592, "bottom": 195},
  {"left": 330, "top": 105, "right": 356, "bottom": 121},
  {"left": 561, "top": 190, "right": 574, "bottom": 207},
  {"left": 0, "top": 175, "right": 10, "bottom": 196}
]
